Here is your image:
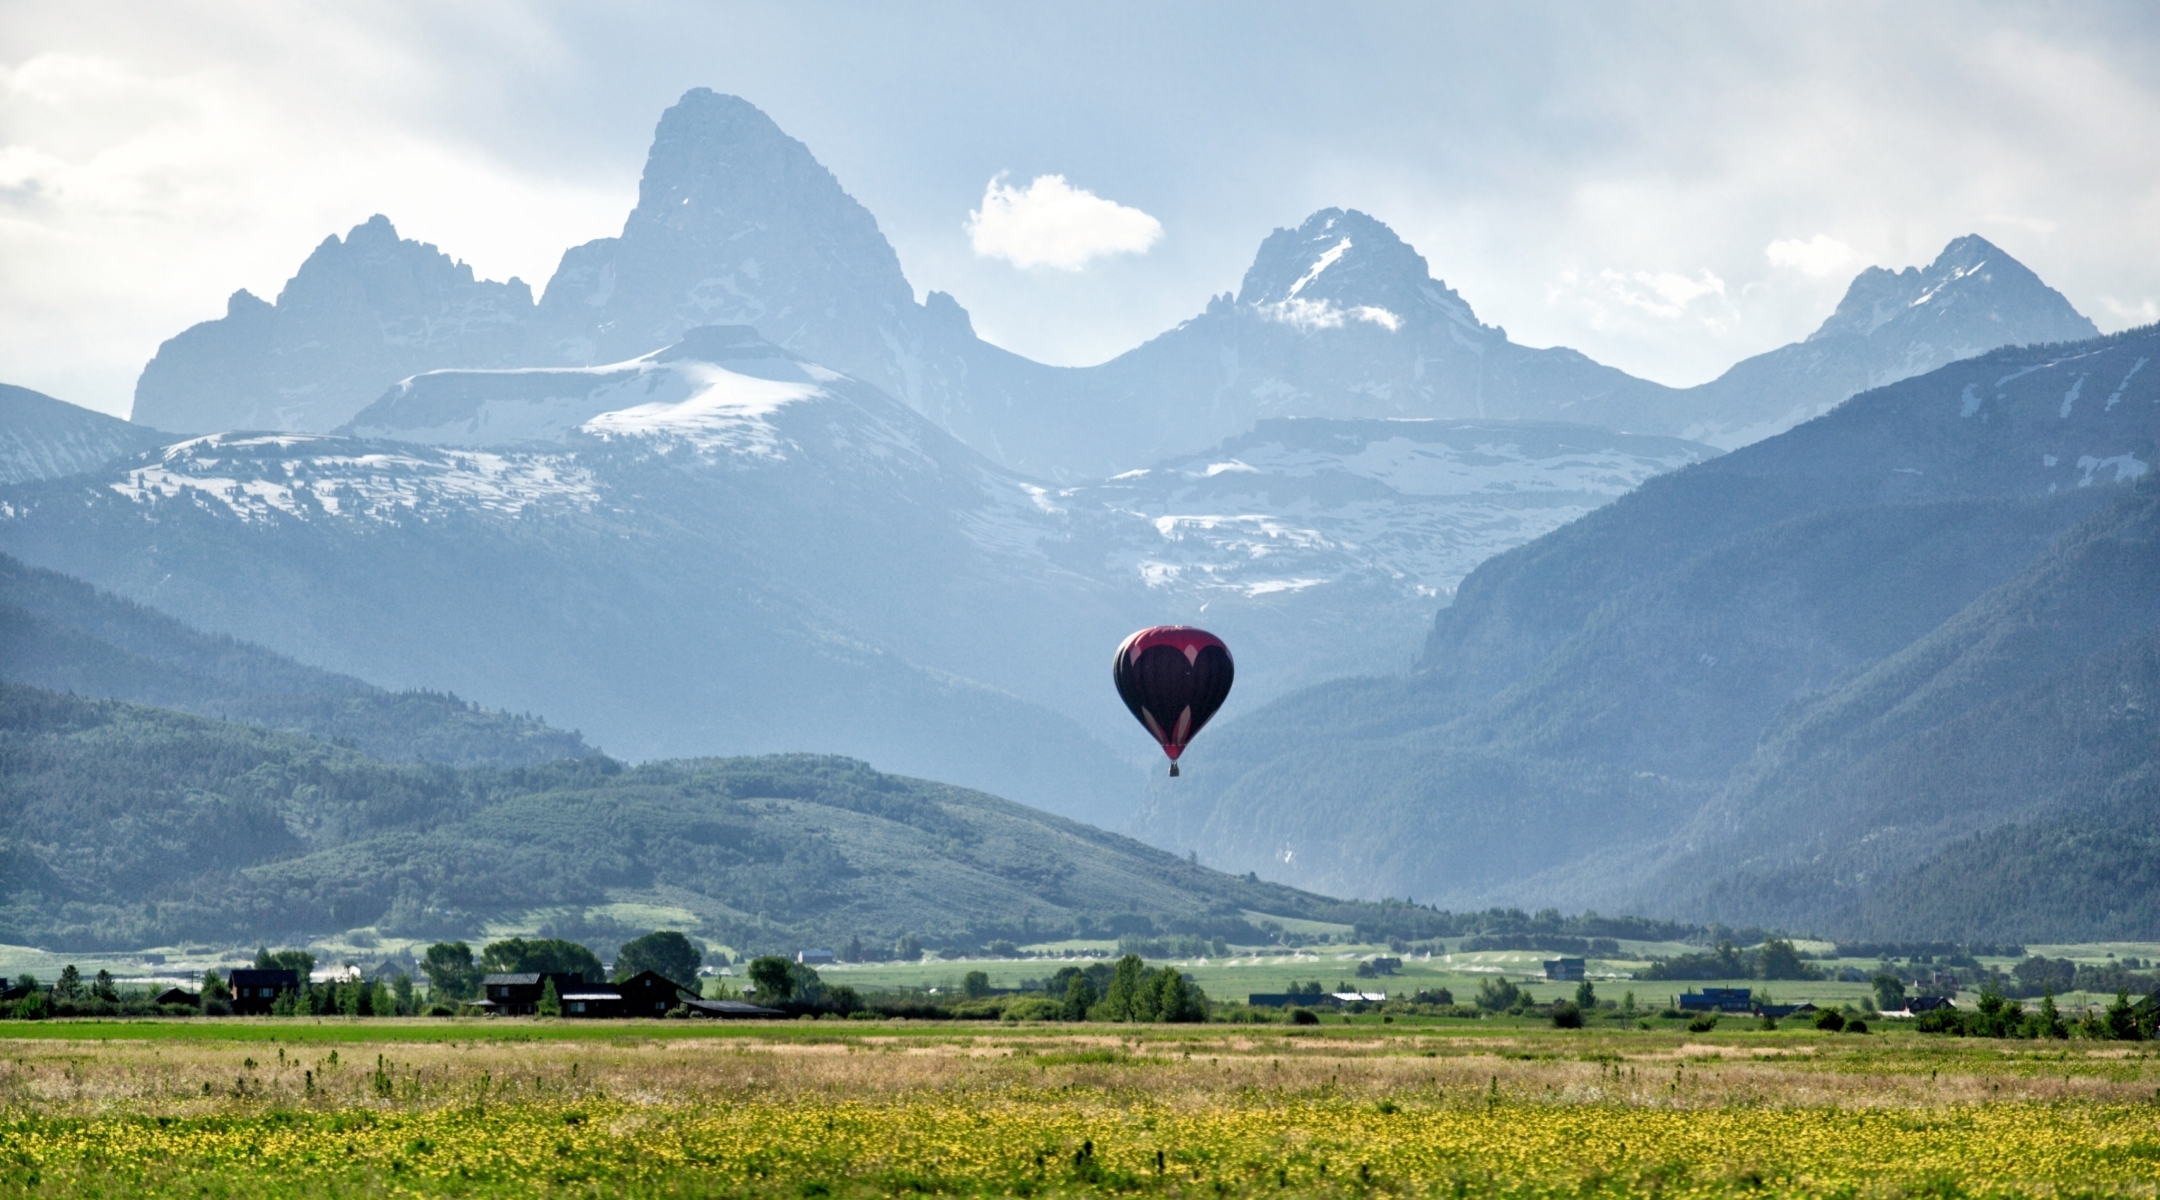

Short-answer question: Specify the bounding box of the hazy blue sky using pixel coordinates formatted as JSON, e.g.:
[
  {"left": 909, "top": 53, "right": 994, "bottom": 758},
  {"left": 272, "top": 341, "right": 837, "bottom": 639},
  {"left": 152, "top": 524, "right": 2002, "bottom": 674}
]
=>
[{"left": 5, "top": 1, "right": 2157, "bottom": 418}]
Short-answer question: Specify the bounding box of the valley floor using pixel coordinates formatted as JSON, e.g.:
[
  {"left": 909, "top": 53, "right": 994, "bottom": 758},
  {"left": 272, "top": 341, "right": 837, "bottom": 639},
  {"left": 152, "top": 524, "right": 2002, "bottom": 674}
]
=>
[{"left": 2, "top": 1019, "right": 2156, "bottom": 1197}]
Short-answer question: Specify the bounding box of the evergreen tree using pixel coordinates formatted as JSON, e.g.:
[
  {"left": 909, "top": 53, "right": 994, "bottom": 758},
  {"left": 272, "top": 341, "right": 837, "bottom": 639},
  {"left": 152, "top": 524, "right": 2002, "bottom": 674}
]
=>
[
  {"left": 1575, "top": 979, "right": 1597, "bottom": 1009},
  {"left": 537, "top": 978, "right": 562, "bottom": 1018},
  {"left": 54, "top": 965, "right": 83, "bottom": 1000},
  {"left": 391, "top": 973, "right": 416, "bottom": 1015},
  {"left": 1063, "top": 973, "right": 1097, "bottom": 1021},
  {"left": 92, "top": 969, "right": 119, "bottom": 1002},
  {"left": 200, "top": 970, "right": 230, "bottom": 1002},
  {"left": 2032, "top": 990, "right": 2065, "bottom": 1038},
  {"left": 2105, "top": 988, "right": 2141, "bottom": 1040}
]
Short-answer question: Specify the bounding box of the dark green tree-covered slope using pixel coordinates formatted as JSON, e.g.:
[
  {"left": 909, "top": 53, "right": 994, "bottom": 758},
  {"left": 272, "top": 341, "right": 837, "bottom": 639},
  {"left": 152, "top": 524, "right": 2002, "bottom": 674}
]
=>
[
  {"left": 0, "top": 552, "right": 588, "bottom": 767},
  {"left": 1136, "top": 323, "right": 2160, "bottom": 938},
  {"left": 1665, "top": 478, "right": 2160, "bottom": 935},
  {"left": 0, "top": 685, "right": 1372, "bottom": 951}
]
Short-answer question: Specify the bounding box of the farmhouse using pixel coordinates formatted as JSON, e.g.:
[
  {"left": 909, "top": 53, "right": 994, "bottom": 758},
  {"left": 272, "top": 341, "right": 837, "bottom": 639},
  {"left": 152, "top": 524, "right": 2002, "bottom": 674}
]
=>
[
  {"left": 1678, "top": 988, "right": 1755, "bottom": 1013},
  {"left": 1543, "top": 958, "right": 1586, "bottom": 982},
  {"left": 470, "top": 972, "right": 586, "bottom": 1016},
  {"left": 226, "top": 969, "right": 299, "bottom": 1015},
  {"left": 154, "top": 987, "right": 202, "bottom": 1007}
]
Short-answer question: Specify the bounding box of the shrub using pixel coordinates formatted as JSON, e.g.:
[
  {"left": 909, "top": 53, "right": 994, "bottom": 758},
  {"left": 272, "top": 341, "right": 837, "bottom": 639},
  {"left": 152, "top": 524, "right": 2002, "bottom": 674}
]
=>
[
  {"left": 1844, "top": 1019, "right": 1869, "bottom": 1034},
  {"left": 1550, "top": 1001, "right": 1583, "bottom": 1029},
  {"left": 1001, "top": 997, "right": 1064, "bottom": 1022},
  {"left": 1290, "top": 1008, "right": 1320, "bottom": 1026},
  {"left": 1813, "top": 1008, "right": 1846, "bottom": 1032},
  {"left": 1687, "top": 1014, "right": 1718, "bottom": 1033}
]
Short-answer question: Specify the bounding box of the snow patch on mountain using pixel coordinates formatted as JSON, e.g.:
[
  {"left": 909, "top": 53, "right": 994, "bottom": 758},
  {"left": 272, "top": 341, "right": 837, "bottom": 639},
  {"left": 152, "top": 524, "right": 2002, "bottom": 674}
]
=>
[
  {"left": 1070, "top": 418, "right": 1719, "bottom": 603},
  {"left": 106, "top": 434, "right": 597, "bottom": 523}
]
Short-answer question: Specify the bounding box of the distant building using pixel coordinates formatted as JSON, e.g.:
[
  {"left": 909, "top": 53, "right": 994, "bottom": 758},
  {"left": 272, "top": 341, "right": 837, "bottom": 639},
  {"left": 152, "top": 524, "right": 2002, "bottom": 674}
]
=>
[
  {"left": 154, "top": 987, "right": 202, "bottom": 1008},
  {"left": 226, "top": 969, "right": 300, "bottom": 1015},
  {"left": 613, "top": 971, "right": 693, "bottom": 1018},
  {"left": 1544, "top": 958, "right": 1587, "bottom": 982},
  {"left": 797, "top": 949, "right": 835, "bottom": 966},
  {"left": 1882, "top": 995, "right": 1957, "bottom": 1017},
  {"left": 470, "top": 972, "right": 586, "bottom": 1016},
  {"left": 1678, "top": 988, "right": 1754, "bottom": 1013},
  {"left": 1247, "top": 993, "right": 1339, "bottom": 1008}
]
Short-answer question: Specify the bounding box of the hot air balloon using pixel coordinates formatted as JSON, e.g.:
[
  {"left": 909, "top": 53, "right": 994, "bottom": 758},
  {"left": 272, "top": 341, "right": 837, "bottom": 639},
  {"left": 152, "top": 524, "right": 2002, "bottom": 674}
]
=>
[{"left": 1113, "top": 626, "right": 1234, "bottom": 776}]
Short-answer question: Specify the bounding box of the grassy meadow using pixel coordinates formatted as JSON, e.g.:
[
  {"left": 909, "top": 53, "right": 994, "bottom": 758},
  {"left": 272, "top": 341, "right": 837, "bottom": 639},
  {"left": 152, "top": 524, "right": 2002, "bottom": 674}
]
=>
[{"left": 5, "top": 1016, "right": 2160, "bottom": 1197}]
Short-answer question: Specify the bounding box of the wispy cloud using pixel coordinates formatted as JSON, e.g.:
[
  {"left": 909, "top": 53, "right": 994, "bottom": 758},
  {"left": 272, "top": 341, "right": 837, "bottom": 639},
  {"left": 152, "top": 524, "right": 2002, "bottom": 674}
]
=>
[
  {"left": 1765, "top": 235, "right": 1861, "bottom": 277},
  {"left": 966, "top": 173, "right": 1162, "bottom": 270}
]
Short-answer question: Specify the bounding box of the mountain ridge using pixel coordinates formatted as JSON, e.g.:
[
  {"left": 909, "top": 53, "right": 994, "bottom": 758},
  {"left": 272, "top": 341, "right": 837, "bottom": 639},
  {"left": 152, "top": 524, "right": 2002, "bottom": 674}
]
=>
[{"left": 121, "top": 90, "right": 2100, "bottom": 486}]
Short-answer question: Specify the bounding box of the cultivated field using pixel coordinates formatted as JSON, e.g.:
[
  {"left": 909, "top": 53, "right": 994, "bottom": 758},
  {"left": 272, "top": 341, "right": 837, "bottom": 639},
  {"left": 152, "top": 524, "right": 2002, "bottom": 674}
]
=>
[{"left": 4, "top": 1019, "right": 2158, "bottom": 1197}]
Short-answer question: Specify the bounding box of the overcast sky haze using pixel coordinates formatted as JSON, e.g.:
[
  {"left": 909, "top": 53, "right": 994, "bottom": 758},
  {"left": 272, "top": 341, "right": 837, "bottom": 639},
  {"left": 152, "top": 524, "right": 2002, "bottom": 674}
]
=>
[{"left": 4, "top": 1, "right": 2158, "bottom": 419}]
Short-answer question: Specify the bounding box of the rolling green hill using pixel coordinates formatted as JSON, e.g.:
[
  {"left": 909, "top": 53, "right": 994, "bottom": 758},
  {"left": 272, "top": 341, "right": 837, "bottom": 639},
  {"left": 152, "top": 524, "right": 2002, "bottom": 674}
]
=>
[
  {"left": 0, "top": 684, "right": 1380, "bottom": 952},
  {"left": 0, "top": 552, "right": 588, "bottom": 767}
]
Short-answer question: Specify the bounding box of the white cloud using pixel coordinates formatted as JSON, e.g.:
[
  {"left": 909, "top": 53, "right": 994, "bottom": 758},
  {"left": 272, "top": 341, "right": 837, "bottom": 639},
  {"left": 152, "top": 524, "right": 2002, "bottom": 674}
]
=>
[
  {"left": 1765, "top": 235, "right": 1862, "bottom": 277},
  {"left": 1597, "top": 268, "right": 1728, "bottom": 320},
  {"left": 965, "top": 173, "right": 1162, "bottom": 270}
]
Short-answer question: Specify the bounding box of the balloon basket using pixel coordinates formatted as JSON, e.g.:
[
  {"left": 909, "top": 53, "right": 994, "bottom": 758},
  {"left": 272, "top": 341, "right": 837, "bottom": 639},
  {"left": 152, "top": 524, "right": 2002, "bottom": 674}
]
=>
[{"left": 1168, "top": 763, "right": 1179, "bottom": 777}]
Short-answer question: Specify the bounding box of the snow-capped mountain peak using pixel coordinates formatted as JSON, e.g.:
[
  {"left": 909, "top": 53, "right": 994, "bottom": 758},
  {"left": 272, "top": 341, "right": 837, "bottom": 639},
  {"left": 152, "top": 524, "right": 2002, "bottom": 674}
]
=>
[
  {"left": 1809, "top": 233, "right": 2094, "bottom": 348},
  {"left": 1235, "top": 208, "right": 1483, "bottom": 334}
]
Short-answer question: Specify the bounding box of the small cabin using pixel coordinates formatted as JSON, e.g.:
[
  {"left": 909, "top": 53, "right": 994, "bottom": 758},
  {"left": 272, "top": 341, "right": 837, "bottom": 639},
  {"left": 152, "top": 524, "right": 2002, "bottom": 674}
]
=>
[
  {"left": 226, "top": 969, "right": 300, "bottom": 1015},
  {"left": 154, "top": 987, "right": 202, "bottom": 1008},
  {"left": 471, "top": 972, "right": 586, "bottom": 1016},
  {"left": 1678, "top": 987, "right": 1754, "bottom": 1012},
  {"left": 1543, "top": 958, "right": 1586, "bottom": 982}
]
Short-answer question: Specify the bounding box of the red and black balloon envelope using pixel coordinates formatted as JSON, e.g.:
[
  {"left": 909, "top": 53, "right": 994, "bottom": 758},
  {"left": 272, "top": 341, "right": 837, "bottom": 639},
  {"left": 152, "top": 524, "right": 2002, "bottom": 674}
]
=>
[{"left": 1113, "top": 626, "right": 1234, "bottom": 776}]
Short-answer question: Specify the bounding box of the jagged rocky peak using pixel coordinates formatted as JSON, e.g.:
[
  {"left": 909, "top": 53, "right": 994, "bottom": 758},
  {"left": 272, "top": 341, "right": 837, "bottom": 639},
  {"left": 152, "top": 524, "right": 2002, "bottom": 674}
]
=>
[
  {"left": 1809, "top": 233, "right": 2099, "bottom": 348},
  {"left": 1235, "top": 208, "right": 1483, "bottom": 332},
  {"left": 534, "top": 89, "right": 919, "bottom": 371},
  {"left": 131, "top": 214, "right": 536, "bottom": 435},
  {"left": 279, "top": 214, "right": 533, "bottom": 314}
]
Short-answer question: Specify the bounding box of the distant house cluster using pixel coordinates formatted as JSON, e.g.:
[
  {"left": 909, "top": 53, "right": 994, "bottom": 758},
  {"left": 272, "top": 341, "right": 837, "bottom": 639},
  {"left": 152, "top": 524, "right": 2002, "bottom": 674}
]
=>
[{"left": 467, "top": 971, "right": 779, "bottom": 1019}]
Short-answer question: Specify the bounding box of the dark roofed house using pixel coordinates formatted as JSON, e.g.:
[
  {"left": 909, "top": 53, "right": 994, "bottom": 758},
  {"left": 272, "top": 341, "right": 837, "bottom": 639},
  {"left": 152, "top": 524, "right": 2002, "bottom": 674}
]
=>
[
  {"left": 0, "top": 983, "right": 36, "bottom": 1004},
  {"left": 1246, "top": 993, "right": 1343, "bottom": 1008},
  {"left": 1543, "top": 958, "right": 1586, "bottom": 982},
  {"left": 615, "top": 970, "right": 693, "bottom": 1018},
  {"left": 1679, "top": 988, "right": 1754, "bottom": 1013},
  {"left": 227, "top": 969, "right": 300, "bottom": 1015},
  {"left": 154, "top": 987, "right": 202, "bottom": 1008},
  {"left": 474, "top": 972, "right": 586, "bottom": 1016}
]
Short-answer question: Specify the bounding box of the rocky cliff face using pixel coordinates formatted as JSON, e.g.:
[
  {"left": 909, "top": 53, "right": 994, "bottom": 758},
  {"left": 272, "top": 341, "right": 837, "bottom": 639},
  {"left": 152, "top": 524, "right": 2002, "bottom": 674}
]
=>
[
  {"left": 131, "top": 215, "right": 535, "bottom": 433},
  {"left": 527, "top": 91, "right": 935, "bottom": 395}
]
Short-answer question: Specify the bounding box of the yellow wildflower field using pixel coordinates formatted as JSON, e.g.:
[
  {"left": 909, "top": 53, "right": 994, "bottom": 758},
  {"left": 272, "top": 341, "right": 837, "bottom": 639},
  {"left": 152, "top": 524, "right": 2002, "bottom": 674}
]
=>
[{"left": 3, "top": 1022, "right": 2157, "bottom": 1196}]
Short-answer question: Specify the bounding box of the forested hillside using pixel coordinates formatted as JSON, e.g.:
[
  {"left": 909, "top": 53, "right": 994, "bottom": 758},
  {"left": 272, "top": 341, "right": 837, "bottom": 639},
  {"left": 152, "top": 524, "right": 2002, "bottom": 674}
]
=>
[
  {"left": 0, "top": 553, "right": 589, "bottom": 767},
  {"left": 1137, "top": 323, "right": 2160, "bottom": 939},
  {"left": 0, "top": 685, "right": 1380, "bottom": 951}
]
